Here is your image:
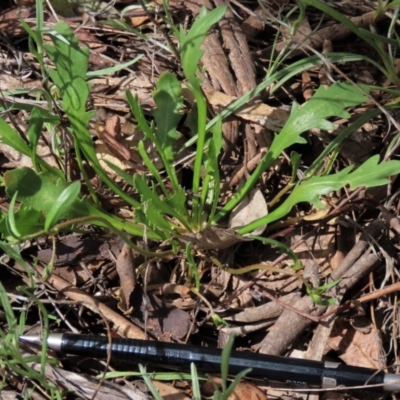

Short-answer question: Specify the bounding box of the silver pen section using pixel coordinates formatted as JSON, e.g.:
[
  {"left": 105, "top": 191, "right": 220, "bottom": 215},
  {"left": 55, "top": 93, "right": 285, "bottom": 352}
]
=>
[{"left": 20, "top": 333, "right": 400, "bottom": 392}]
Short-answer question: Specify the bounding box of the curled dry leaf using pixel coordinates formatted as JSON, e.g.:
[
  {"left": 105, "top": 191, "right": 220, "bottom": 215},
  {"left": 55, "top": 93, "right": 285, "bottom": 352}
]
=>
[
  {"left": 115, "top": 243, "right": 136, "bottom": 314},
  {"left": 229, "top": 188, "right": 268, "bottom": 236}
]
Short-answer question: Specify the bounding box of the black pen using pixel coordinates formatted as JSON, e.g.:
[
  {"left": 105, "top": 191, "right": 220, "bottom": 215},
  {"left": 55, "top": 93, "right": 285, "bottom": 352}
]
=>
[{"left": 19, "top": 333, "right": 400, "bottom": 391}]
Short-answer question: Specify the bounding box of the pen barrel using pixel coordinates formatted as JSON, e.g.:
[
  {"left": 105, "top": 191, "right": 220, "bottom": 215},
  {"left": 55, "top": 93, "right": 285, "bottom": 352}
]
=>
[{"left": 60, "top": 334, "right": 385, "bottom": 390}]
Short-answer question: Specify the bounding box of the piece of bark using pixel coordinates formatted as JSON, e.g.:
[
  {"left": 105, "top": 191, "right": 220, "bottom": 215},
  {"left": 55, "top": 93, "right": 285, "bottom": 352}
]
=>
[
  {"left": 213, "top": 0, "right": 256, "bottom": 95},
  {"left": 192, "top": 0, "right": 257, "bottom": 150}
]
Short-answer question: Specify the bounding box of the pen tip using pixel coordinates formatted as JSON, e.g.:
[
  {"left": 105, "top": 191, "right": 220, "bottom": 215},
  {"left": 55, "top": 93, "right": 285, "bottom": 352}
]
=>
[{"left": 19, "top": 335, "right": 42, "bottom": 346}]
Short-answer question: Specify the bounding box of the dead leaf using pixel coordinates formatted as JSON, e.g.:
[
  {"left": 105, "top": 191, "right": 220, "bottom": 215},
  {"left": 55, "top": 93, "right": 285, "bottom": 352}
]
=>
[
  {"left": 0, "top": 8, "right": 31, "bottom": 37},
  {"left": 52, "top": 265, "right": 77, "bottom": 286},
  {"left": 128, "top": 15, "right": 149, "bottom": 28},
  {"left": 0, "top": 141, "right": 58, "bottom": 170},
  {"left": 202, "top": 88, "right": 289, "bottom": 132},
  {"left": 229, "top": 188, "right": 268, "bottom": 236},
  {"left": 328, "top": 317, "right": 383, "bottom": 369},
  {"left": 178, "top": 227, "right": 248, "bottom": 250},
  {"left": 202, "top": 377, "right": 267, "bottom": 400},
  {"left": 281, "top": 224, "right": 336, "bottom": 271},
  {"left": 95, "top": 142, "right": 136, "bottom": 176},
  {"left": 115, "top": 243, "right": 136, "bottom": 313},
  {"left": 144, "top": 293, "right": 194, "bottom": 340},
  {"left": 301, "top": 71, "right": 314, "bottom": 101},
  {"left": 151, "top": 381, "right": 189, "bottom": 400},
  {"left": 100, "top": 115, "right": 131, "bottom": 161}
]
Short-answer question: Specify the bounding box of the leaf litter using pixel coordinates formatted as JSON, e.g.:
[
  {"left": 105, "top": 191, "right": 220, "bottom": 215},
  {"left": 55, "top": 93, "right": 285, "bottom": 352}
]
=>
[{"left": 1, "top": 1, "right": 400, "bottom": 399}]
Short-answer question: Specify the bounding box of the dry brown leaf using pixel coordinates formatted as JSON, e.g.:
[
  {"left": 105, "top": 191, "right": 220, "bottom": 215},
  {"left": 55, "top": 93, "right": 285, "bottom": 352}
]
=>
[
  {"left": 52, "top": 266, "right": 77, "bottom": 286},
  {"left": 227, "top": 380, "right": 268, "bottom": 400},
  {"left": 95, "top": 142, "right": 136, "bottom": 176},
  {"left": 229, "top": 188, "right": 268, "bottom": 236},
  {"left": 327, "top": 317, "right": 382, "bottom": 369},
  {"left": 301, "top": 71, "right": 314, "bottom": 101},
  {"left": 202, "top": 377, "right": 267, "bottom": 400},
  {"left": 178, "top": 226, "right": 247, "bottom": 250},
  {"left": 203, "top": 89, "right": 289, "bottom": 132},
  {"left": 0, "top": 142, "right": 58, "bottom": 169},
  {"left": 151, "top": 381, "right": 190, "bottom": 400},
  {"left": 115, "top": 243, "right": 136, "bottom": 313},
  {"left": 128, "top": 15, "right": 149, "bottom": 28},
  {"left": 101, "top": 115, "right": 131, "bottom": 161},
  {"left": 144, "top": 293, "right": 194, "bottom": 340},
  {"left": 0, "top": 8, "right": 32, "bottom": 37}
]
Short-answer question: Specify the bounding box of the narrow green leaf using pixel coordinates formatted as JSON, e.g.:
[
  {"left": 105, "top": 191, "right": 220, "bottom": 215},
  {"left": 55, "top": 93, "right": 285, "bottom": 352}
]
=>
[
  {"left": 133, "top": 175, "right": 190, "bottom": 230},
  {"left": 290, "top": 152, "right": 302, "bottom": 183},
  {"left": 7, "top": 192, "right": 21, "bottom": 238},
  {"left": 191, "top": 363, "right": 202, "bottom": 400},
  {"left": 224, "top": 368, "right": 252, "bottom": 399},
  {"left": 0, "top": 117, "right": 32, "bottom": 157},
  {"left": 44, "top": 21, "right": 91, "bottom": 118},
  {"left": 204, "top": 117, "right": 222, "bottom": 225},
  {"left": 27, "top": 108, "right": 60, "bottom": 171},
  {"left": 86, "top": 54, "right": 143, "bottom": 77},
  {"left": 138, "top": 364, "right": 163, "bottom": 400},
  {"left": 220, "top": 334, "right": 234, "bottom": 392},
  {"left": 347, "top": 155, "right": 400, "bottom": 188},
  {"left": 44, "top": 181, "right": 81, "bottom": 232},
  {"left": 152, "top": 72, "right": 183, "bottom": 162},
  {"left": 137, "top": 141, "right": 168, "bottom": 195},
  {"left": 214, "top": 81, "right": 369, "bottom": 222},
  {"left": 126, "top": 91, "right": 154, "bottom": 138},
  {"left": 0, "top": 208, "right": 43, "bottom": 241},
  {"left": 180, "top": 6, "right": 227, "bottom": 82},
  {"left": 239, "top": 155, "right": 400, "bottom": 234}
]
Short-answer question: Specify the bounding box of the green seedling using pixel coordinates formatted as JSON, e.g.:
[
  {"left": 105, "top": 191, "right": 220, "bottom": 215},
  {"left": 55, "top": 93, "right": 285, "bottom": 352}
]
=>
[
  {"left": 1, "top": 6, "right": 400, "bottom": 291},
  {"left": 306, "top": 279, "right": 342, "bottom": 306},
  {"left": 0, "top": 279, "right": 63, "bottom": 398},
  {"left": 212, "top": 334, "right": 251, "bottom": 400},
  {"left": 0, "top": 8, "right": 229, "bottom": 250}
]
